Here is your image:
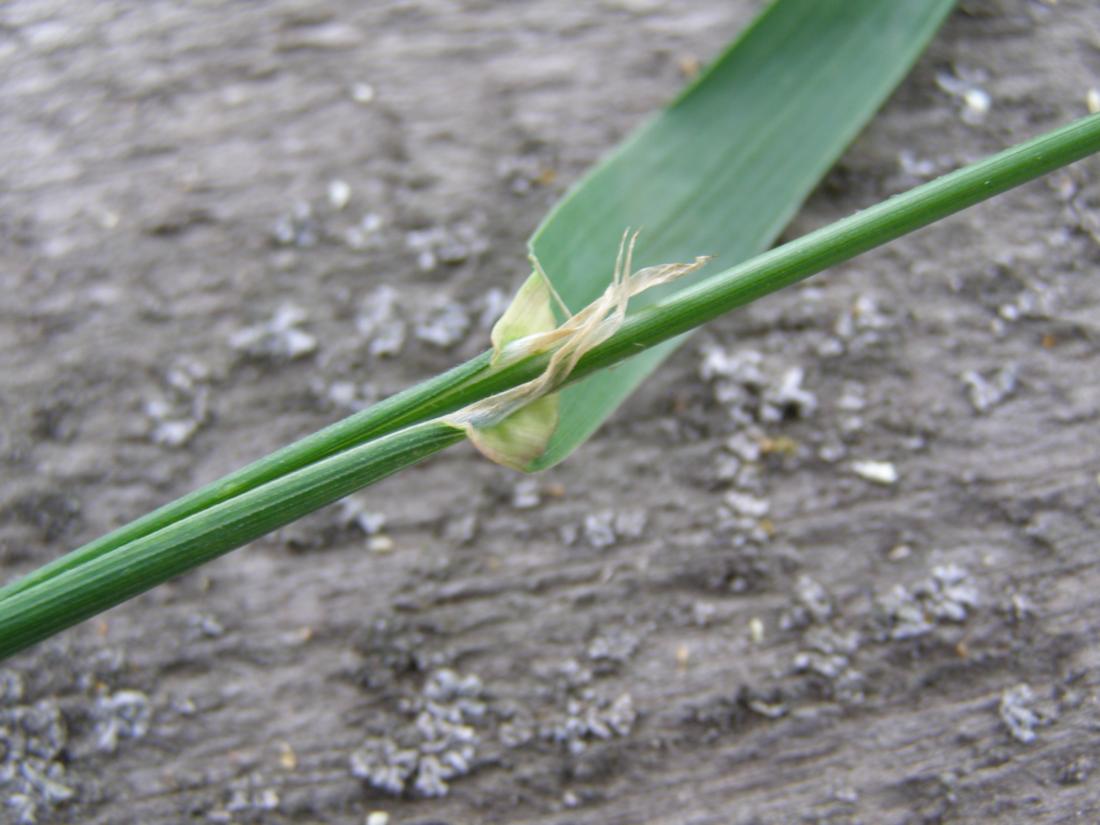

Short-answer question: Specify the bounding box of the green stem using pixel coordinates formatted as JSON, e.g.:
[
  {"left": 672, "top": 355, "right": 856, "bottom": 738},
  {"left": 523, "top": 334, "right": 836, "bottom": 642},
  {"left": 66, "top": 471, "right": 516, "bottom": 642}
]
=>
[
  {"left": 1, "top": 113, "right": 1098, "bottom": 658},
  {"left": 0, "top": 422, "right": 465, "bottom": 657},
  {"left": 583, "top": 112, "right": 1100, "bottom": 372},
  {"left": 0, "top": 351, "right": 492, "bottom": 602}
]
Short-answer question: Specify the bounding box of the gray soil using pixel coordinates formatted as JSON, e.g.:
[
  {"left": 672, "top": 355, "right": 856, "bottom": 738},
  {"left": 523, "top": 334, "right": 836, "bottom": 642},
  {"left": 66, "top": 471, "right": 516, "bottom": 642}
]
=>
[{"left": 3, "top": 1, "right": 1100, "bottom": 823}]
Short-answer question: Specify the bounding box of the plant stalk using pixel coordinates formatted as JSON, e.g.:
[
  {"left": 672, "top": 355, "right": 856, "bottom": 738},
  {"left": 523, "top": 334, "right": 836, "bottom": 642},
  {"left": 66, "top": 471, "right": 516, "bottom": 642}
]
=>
[{"left": 2, "top": 113, "right": 1098, "bottom": 658}]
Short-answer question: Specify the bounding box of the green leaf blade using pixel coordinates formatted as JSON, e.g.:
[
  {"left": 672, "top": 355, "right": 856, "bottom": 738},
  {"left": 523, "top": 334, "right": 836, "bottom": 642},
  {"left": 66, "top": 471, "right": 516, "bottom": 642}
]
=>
[{"left": 527, "top": 0, "right": 957, "bottom": 470}]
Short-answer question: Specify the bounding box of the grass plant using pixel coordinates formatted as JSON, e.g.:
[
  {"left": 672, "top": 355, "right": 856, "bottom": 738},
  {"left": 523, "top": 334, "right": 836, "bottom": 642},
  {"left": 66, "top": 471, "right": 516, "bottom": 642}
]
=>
[{"left": 3, "top": 0, "right": 1099, "bottom": 659}]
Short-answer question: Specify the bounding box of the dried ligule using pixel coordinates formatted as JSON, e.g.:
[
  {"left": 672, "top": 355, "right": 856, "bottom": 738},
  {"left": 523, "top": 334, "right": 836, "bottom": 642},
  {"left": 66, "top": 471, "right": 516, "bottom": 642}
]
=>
[{"left": 450, "top": 230, "right": 709, "bottom": 471}]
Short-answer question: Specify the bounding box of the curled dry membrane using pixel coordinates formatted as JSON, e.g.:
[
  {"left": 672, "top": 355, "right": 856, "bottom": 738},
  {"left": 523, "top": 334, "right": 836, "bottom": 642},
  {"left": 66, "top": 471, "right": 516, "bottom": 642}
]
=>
[{"left": 446, "top": 230, "right": 709, "bottom": 471}]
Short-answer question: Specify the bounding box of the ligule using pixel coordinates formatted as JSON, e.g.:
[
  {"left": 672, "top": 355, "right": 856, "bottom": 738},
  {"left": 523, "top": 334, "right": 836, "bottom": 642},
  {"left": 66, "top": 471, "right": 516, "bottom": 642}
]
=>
[{"left": 448, "top": 230, "right": 709, "bottom": 471}]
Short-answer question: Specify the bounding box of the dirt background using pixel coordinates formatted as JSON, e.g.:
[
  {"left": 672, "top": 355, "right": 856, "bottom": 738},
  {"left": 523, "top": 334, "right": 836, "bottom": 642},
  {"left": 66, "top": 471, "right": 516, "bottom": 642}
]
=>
[{"left": 3, "top": 1, "right": 1100, "bottom": 823}]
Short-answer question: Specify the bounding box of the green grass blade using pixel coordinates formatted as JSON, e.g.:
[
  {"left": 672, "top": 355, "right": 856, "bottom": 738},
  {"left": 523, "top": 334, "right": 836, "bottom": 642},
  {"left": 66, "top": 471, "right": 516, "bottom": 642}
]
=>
[
  {"left": 0, "top": 351, "right": 492, "bottom": 603},
  {"left": 526, "top": 0, "right": 957, "bottom": 470},
  {"left": 570, "top": 113, "right": 1100, "bottom": 377},
  {"left": 1, "top": 1, "right": 956, "bottom": 604},
  {"left": 0, "top": 422, "right": 465, "bottom": 657},
  {"left": 3, "top": 112, "right": 1098, "bottom": 659}
]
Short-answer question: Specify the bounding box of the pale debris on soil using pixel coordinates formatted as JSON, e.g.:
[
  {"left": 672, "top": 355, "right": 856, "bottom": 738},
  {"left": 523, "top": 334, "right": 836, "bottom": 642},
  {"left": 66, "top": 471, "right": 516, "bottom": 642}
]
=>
[
  {"left": 999, "top": 683, "right": 1054, "bottom": 744},
  {"left": 511, "top": 478, "right": 541, "bottom": 509},
  {"left": 413, "top": 299, "right": 470, "bottom": 349},
  {"left": 327, "top": 179, "right": 351, "bottom": 210},
  {"left": 581, "top": 508, "right": 648, "bottom": 549},
  {"left": 784, "top": 574, "right": 834, "bottom": 627},
  {"left": 90, "top": 690, "right": 152, "bottom": 755},
  {"left": 793, "top": 626, "right": 865, "bottom": 703},
  {"left": 875, "top": 563, "right": 980, "bottom": 640},
  {"left": 357, "top": 286, "right": 406, "bottom": 357},
  {"left": 960, "top": 365, "right": 1017, "bottom": 413},
  {"left": 587, "top": 628, "right": 645, "bottom": 667},
  {"left": 724, "top": 491, "right": 770, "bottom": 518},
  {"left": 272, "top": 200, "right": 320, "bottom": 248},
  {"left": 350, "top": 81, "right": 375, "bottom": 105},
  {"left": 229, "top": 304, "right": 317, "bottom": 360},
  {"left": 144, "top": 358, "right": 211, "bottom": 447},
  {"left": 832, "top": 293, "right": 895, "bottom": 351},
  {"left": 349, "top": 668, "right": 485, "bottom": 798},
  {"left": 0, "top": 671, "right": 152, "bottom": 825},
  {"left": 1, "top": 696, "right": 73, "bottom": 825},
  {"left": 850, "top": 459, "right": 898, "bottom": 485},
  {"left": 935, "top": 66, "right": 992, "bottom": 125},
  {"left": 339, "top": 496, "right": 387, "bottom": 535},
  {"left": 344, "top": 211, "right": 385, "bottom": 250},
  {"left": 699, "top": 344, "right": 817, "bottom": 424},
  {"left": 404, "top": 220, "right": 489, "bottom": 271},
  {"left": 996, "top": 279, "right": 1063, "bottom": 322},
  {"left": 443, "top": 513, "right": 478, "bottom": 545},
  {"left": 323, "top": 379, "right": 379, "bottom": 412},
  {"left": 541, "top": 692, "right": 636, "bottom": 756}
]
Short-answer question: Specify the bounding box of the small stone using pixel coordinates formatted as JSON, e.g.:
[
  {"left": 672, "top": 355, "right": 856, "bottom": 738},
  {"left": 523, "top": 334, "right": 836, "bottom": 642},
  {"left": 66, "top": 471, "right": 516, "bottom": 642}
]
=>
[
  {"left": 151, "top": 418, "right": 200, "bottom": 448},
  {"left": 0, "top": 671, "right": 25, "bottom": 705},
  {"left": 817, "top": 440, "right": 846, "bottom": 463},
  {"left": 887, "top": 544, "right": 912, "bottom": 561},
  {"left": 368, "top": 535, "right": 395, "bottom": 553},
  {"left": 280, "top": 21, "right": 359, "bottom": 50},
  {"left": 366, "top": 813, "right": 390, "bottom": 825},
  {"left": 692, "top": 602, "right": 716, "bottom": 627},
  {"left": 327, "top": 179, "right": 351, "bottom": 210},
  {"left": 351, "top": 82, "right": 375, "bottom": 104},
  {"left": 613, "top": 509, "right": 648, "bottom": 539},
  {"left": 748, "top": 616, "right": 765, "bottom": 643},
  {"left": 349, "top": 738, "right": 419, "bottom": 795},
  {"left": 999, "top": 683, "right": 1041, "bottom": 744},
  {"left": 765, "top": 366, "right": 817, "bottom": 420},
  {"left": 92, "top": 690, "right": 152, "bottom": 754},
  {"left": 272, "top": 201, "right": 319, "bottom": 247},
  {"left": 1058, "top": 754, "right": 1094, "bottom": 786},
  {"left": 189, "top": 613, "right": 225, "bottom": 638},
  {"left": 339, "top": 498, "right": 387, "bottom": 534},
  {"left": 583, "top": 511, "right": 617, "bottom": 549},
  {"left": 254, "top": 788, "right": 279, "bottom": 811},
  {"left": 724, "top": 491, "right": 769, "bottom": 518},
  {"left": 358, "top": 286, "right": 406, "bottom": 357},
  {"left": 413, "top": 755, "right": 450, "bottom": 798},
  {"left": 511, "top": 479, "right": 540, "bottom": 510},
  {"left": 587, "top": 631, "right": 642, "bottom": 665},
  {"left": 606, "top": 693, "right": 636, "bottom": 736},
  {"left": 326, "top": 380, "right": 378, "bottom": 411},
  {"left": 747, "top": 698, "right": 788, "bottom": 719},
  {"left": 876, "top": 564, "right": 979, "bottom": 640},
  {"left": 724, "top": 431, "right": 762, "bottom": 462},
  {"left": 897, "top": 149, "right": 937, "bottom": 181},
  {"left": 794, "top": 575, "right": 833, "bottom": 623},
  {"left": 851, "top": 460, "right": 898, "bottom": 485},
  {"left": 935, "top": 68, "right": 992, "bottom": 125},
  {"left": 961, "top": 88, "right": 991, "bottom": 123},
  {"left": 443, "top": 513, "right": 478, "bottom": 545},
  {"left": 423, "top": 669, "right": 483, "bottom": 702},
  {"left": 960, "top": 366, "right": 1017, "bottom": 413},
  {"left": 229, "top": 304, "right": 316, "bottom": 360},
  {"left": 414, "top": 301, "right": 470, "bottom": 349}
]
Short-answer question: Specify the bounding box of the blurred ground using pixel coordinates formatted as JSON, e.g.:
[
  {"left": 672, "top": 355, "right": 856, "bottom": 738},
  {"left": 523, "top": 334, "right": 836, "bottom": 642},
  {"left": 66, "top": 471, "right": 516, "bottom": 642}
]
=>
[{"left": 3, "top": 1, "right": 1100, "bottom": 823}]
